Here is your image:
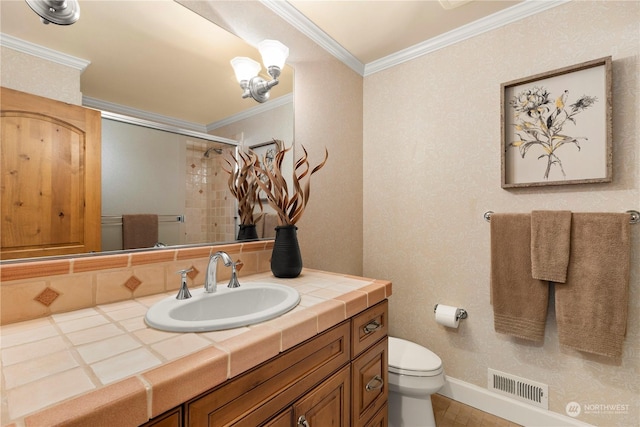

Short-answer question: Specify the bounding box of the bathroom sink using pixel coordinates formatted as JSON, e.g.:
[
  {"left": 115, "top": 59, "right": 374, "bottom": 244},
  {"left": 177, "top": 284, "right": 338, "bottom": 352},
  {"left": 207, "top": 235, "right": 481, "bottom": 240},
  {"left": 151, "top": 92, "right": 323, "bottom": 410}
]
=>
[{"left": 145, "top": 283, "right": 300, "bottom": 332}]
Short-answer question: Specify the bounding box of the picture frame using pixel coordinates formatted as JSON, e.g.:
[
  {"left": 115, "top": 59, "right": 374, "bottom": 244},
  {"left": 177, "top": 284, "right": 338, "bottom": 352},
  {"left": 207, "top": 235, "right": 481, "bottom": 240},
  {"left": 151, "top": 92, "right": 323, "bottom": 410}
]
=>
[
  {"left": 250, "top": 139, "right": 283, "bottom": 200},
  {"left": 501, "top": 56, "right": 612, "bottom": 188}
]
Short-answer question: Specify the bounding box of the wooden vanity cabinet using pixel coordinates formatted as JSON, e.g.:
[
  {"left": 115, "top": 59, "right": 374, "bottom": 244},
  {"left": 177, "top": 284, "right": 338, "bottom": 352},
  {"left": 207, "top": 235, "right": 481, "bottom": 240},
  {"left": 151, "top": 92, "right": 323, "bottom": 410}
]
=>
[
  {"left": 291, "top": 365, "right": 351, "bottom": 426},
  {"left": 142, "top": 408, "right": 183, "bottom": 427},
  {"left": 187, "top": 322, "right": 350, "bottom": 426},
  {"left": 350, "top": 301, "right": 388, "bottom": 427},
  {"left": 144, "top": 300, "right": 389, "bottom": 427}
]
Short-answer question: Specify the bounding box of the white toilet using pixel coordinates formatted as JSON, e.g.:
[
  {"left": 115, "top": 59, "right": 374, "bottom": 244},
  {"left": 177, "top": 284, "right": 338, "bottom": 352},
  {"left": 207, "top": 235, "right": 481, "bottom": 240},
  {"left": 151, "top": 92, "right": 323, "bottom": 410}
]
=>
[{"left": 388, "top": 336, "right": 445, "bottom": 427}]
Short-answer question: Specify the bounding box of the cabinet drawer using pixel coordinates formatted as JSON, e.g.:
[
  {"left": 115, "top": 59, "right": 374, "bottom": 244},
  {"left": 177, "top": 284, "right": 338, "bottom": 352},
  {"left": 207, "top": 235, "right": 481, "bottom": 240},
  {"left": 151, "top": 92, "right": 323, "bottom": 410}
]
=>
[
  {"left": 264, "top": 409, "right": 292, "bottom": 427},
  {"left": 351, "top": 300, "right": 388, "bottom": 357},
  {"left": 187, "top": 322, "right": 350, "bottom": 427},
  {"left": 351, "top": 337, "right": 388, "bottom": 427},
  {"left": 364, "top": 404, "right": 388, "bottom": 427}
]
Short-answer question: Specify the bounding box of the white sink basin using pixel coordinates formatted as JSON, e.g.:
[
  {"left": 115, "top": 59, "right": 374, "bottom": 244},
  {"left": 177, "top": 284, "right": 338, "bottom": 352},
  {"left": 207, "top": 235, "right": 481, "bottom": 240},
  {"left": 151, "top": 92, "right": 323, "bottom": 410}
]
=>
[{"left": 145, "top": 283, "right": 300, "bottom": 332}]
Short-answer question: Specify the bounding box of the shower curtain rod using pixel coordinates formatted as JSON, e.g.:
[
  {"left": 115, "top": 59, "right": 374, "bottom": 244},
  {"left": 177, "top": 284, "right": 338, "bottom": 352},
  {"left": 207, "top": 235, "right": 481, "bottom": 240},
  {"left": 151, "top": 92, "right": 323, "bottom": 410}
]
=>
[{"left": 483, "top": 210, "right": 640, "bottom": 224}]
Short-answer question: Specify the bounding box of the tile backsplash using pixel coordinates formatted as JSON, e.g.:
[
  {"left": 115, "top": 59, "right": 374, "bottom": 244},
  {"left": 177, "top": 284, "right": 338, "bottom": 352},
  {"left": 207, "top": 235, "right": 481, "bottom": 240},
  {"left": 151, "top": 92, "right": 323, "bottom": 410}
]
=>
[{"left": 0, "top": 241, "right": 273, "bottom": 325}]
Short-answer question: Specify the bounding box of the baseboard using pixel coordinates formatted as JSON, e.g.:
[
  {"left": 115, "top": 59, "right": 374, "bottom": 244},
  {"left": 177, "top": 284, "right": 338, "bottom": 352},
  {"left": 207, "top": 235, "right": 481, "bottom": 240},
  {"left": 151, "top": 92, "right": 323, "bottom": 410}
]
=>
[{"left": 438, "top": 376, "right": 595, "bottom": 427}]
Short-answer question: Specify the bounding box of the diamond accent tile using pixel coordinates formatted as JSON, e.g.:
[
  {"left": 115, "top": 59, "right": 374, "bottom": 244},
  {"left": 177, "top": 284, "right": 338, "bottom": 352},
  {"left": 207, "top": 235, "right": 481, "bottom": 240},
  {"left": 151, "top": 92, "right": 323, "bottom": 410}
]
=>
[
  {"left": 187, "top": 267, "right": 199, "bottom": 280},
  {"left": 123, "top": 276, "right": 142, "bottom": 292},
  {"left": 34, "top": 287, "right": 60, "bottom": 307}
]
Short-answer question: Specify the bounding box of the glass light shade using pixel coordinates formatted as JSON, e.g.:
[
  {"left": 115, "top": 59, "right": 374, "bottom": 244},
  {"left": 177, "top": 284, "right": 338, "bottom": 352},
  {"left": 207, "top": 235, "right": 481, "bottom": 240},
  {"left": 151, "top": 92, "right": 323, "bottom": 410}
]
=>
[
  {"left": 230, "top": 57, "right": 261, "bottom": 82},
  {"left": 258, "top": 40, "right": 289, "bottom": 70}
]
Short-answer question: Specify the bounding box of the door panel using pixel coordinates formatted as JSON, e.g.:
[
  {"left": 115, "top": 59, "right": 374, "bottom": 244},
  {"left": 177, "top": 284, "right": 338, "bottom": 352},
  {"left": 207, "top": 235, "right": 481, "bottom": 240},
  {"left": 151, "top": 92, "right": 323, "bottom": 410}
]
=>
[{"left": 1, "top": 87, "right": 101, "bottom": 259}]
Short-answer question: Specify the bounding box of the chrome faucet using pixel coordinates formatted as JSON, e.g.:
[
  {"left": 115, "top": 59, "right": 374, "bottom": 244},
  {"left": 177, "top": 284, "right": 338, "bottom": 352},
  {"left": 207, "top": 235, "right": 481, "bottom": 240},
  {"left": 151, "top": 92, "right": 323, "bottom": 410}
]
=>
[{"left": 204, "top": 251, "right": 241, "bottom": 293}]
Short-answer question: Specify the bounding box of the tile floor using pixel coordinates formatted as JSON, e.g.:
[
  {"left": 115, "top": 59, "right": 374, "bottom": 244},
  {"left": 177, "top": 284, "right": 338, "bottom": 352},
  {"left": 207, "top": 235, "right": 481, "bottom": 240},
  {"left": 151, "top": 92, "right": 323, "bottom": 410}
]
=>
[{"left": 432, "top": 394, "right": 523, "bottom": 427}]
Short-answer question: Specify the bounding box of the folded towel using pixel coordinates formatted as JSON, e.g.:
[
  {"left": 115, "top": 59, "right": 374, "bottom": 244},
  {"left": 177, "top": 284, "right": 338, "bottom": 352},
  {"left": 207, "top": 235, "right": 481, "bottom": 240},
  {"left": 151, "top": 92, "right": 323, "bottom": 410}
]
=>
[
  {"left": 490, "top": 213, "right": 549, "bottom": 342},
  {"left": 531, "top": 210, "right": 572, "bottom": 283},
  {"left": 122, "top": 214, "right": 159, "bottom": 249},
  {"left": 555, "top": 213, "right": 631, "bottom": 358}
]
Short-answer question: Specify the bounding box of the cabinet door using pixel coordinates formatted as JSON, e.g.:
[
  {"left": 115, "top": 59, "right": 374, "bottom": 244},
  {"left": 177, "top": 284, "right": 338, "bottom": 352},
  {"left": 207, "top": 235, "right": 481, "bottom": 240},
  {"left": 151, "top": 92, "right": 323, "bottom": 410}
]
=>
[
  {"left": 1, "top": 87, "right": 101, "bottom": 259},
  {"left": 293, "top": 365, "right": 350, "bottom": 427},
  {"left": 351, "top": 337, "right": 388, "bottom": 427}
]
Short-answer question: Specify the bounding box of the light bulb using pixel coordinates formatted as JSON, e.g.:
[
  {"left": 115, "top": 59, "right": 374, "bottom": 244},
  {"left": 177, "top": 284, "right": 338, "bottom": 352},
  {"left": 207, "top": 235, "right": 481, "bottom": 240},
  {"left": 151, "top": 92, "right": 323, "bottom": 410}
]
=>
[
  {"left": 258, "top": 40, "right": 289, "bottom": 70},
  {"left": 230, "top": 57, "right": 261, "bottom": 83}
]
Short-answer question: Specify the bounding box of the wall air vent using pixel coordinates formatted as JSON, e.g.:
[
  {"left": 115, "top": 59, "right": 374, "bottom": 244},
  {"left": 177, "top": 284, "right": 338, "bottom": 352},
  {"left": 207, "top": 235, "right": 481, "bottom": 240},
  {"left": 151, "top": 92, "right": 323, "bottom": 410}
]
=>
[{"left": 488, "top": 368, "right": 549, "bottom": 410}]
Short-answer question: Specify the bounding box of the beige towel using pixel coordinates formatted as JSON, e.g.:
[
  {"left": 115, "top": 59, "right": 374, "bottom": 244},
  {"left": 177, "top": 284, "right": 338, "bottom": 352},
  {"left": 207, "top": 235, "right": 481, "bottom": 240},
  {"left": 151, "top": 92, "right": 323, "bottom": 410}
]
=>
[
  {"left": 531, "top": 210, "right": 572, "bottom": 283},
  {"left": 122, "top": 214, "right": 158, "bottom": 249},
  {"left": 555, "top": 213, "right": 631, "bottom": 358},
  {"left": 261, "top": 213, "right": 278, "bottom": 239},
  {"left": 491, "top": 213, "right": 549, "bottom": 342}
]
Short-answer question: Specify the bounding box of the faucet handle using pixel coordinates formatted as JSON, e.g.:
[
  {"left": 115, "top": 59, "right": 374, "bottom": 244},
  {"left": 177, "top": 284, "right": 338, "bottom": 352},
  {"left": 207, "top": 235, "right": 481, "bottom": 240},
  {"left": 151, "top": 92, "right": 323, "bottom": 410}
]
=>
[
  {"left": 176, "top": 268, "right": 193, "bottom": 300},
  {"left": 227, "top": 259, "right": 242, "bottom": 288}
]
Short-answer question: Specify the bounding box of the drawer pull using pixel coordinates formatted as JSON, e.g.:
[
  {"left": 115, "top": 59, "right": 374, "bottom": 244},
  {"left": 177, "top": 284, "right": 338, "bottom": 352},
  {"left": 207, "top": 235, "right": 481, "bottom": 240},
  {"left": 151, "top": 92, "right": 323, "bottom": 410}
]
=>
[
  {"left": 365, "top": 375, "right": 384, "bottom": 392},
  {"left": 298, "top": 415, "right": 310, "bottom": 427},
  {"left": 363, "top": 320, "right": 381, "bottom": 334}
]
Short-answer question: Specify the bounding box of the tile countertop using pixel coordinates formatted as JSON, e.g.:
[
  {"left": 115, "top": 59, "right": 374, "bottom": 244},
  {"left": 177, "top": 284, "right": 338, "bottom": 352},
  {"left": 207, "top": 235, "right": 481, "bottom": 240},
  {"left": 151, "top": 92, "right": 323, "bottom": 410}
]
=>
[{"left": 0, "top": 269, "right": 392, "bottom": 427}]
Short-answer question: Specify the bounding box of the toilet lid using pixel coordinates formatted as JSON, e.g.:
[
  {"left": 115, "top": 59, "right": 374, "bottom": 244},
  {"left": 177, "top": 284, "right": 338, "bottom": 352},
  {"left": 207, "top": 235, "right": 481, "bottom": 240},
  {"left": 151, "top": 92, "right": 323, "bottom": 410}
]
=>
[{"left": 388, "top": 336, "right": 443, "bottom": 377}]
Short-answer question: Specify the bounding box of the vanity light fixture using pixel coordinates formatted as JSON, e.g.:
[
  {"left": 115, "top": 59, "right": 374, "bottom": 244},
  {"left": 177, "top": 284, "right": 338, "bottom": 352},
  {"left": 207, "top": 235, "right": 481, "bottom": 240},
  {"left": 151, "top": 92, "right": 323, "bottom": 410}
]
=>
[
  {"left": 25, "top": 0, "right": 80, "bottom": 25},
  {"left": 230, "top": 40, "right": 289, "bottom": 103}
]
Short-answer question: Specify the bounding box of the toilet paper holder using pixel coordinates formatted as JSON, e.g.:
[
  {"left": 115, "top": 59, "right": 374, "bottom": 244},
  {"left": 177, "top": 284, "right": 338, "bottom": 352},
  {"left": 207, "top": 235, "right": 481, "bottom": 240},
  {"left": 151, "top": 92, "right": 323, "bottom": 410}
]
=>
[{"left": 433, "top": 304, "right": 468, "bottom": 320}]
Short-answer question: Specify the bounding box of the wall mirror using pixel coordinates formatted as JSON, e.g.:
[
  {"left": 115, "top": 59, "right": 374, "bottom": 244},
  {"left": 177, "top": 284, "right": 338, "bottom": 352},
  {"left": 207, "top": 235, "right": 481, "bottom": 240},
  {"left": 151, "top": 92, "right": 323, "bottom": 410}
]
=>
[{"left": 0, "top": 0, "right": 294, "bottom": 261}]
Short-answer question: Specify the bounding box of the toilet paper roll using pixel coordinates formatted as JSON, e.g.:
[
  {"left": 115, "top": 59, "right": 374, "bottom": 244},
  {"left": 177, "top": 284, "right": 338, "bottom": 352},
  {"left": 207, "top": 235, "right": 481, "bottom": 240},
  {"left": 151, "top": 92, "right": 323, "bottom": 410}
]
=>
[{"left": 435, "top": 304, "right": 460, "bottom": 328}]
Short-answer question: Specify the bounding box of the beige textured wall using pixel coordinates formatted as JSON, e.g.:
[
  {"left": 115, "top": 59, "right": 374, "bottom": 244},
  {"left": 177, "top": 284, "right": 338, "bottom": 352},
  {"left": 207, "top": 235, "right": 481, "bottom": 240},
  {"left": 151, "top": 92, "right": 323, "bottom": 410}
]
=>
[
  {"left": 181, "top": 0, "right": 364, "bottom": 276},
  {"left": 363, "top": 1, "right": 639, "bottom": 425},
  {"left": 0, "top": 47, "right": 83, "bottom": 105}
]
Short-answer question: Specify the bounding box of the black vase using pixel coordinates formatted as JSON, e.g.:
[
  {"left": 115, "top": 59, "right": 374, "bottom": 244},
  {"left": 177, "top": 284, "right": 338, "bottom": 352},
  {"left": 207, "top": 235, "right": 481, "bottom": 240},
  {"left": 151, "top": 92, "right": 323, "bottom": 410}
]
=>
[
  {"left": 271, "top": 225, "right": 302, "bottom": 278},
  {"left": 237, "top": 224, "right": 258, "bottom": 241}
]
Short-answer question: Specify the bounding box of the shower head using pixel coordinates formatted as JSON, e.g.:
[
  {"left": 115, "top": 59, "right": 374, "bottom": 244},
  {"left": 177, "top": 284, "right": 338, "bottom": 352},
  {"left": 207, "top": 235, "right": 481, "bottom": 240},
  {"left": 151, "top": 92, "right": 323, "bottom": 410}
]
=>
[{"left": 203, "top": 147, "right": 223, "bottom": 158}]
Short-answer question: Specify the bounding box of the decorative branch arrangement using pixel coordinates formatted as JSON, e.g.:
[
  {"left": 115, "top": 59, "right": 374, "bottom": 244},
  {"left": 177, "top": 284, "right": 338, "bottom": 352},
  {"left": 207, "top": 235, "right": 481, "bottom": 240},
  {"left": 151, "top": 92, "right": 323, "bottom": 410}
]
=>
[
  {"left": 222, "top": 150, "right": 264, "bottom": 226},
  {"left": 254, "top": 142, "right": 328, "bottom": 226}
]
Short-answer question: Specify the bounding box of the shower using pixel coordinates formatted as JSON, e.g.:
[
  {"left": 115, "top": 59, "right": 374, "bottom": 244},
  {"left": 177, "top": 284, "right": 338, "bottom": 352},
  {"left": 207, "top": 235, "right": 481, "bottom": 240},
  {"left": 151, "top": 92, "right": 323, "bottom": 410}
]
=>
[{"left": 203, "top": 147, "right": 223, "bottom": 158}]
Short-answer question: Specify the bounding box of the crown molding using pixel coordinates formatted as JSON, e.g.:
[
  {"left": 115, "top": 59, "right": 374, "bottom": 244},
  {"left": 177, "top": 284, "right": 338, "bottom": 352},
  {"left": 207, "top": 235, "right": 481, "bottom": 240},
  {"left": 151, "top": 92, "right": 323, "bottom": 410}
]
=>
[
  {"left": 206, "top": 93, "right": 293, "bottom": 131},
  {"left": 259, "top": 0, "right": 365, "bottom": 75},
  {"left": 0, "top": 33, "right": 90, "bottom": 72},
  {"left": 99, "top": 109, "right": 237, "bottom": 145},
  {"left": 260, "top": 0, "right": 570, "bottom": 77},
  {"left": 364, "top": 0, "right": 571, "bottom": 76},
  {"left": 83, "top": 94, "right": 292, "bottom": 138},
  {"left": 82, "top": 96, "right": 209, "bottom": 133}
]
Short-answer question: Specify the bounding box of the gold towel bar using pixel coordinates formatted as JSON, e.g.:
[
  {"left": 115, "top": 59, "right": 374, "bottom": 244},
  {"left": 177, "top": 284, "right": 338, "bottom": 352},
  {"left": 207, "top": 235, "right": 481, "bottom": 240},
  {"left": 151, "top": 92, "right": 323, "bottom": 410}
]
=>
[{"left": 483, "top": 210, "right": 639, "bottom": 224}]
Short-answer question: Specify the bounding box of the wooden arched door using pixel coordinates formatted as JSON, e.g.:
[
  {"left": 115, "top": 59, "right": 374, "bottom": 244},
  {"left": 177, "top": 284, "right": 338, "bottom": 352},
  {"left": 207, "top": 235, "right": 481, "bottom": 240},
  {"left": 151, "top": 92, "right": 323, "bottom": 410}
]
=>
[{"left": 1, "top": 87, "right": 101, "bottom": 259}]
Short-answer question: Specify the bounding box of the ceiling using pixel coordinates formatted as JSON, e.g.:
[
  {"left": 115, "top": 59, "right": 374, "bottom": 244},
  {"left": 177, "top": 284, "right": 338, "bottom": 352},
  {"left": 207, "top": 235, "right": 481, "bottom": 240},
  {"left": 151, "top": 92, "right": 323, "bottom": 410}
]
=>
[
  {"left": 0, "top": 0, "right": 294, "bottom": 128},
  {"left": 286, "top": 0, "right": 521, "bottom": 65},
  {"left": 1, "top": 0, "right": 535, "bottom": 127}
]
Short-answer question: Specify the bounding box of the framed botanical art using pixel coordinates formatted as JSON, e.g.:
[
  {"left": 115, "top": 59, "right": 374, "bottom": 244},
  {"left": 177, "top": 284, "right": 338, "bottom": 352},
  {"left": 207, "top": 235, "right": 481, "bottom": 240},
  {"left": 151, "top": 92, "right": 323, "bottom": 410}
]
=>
[
  {"left": 250, "top": 139, "right": 283, "bottom": 200},
  {"left": 501, "top": 56, "right": 612, "bottom": 188}
]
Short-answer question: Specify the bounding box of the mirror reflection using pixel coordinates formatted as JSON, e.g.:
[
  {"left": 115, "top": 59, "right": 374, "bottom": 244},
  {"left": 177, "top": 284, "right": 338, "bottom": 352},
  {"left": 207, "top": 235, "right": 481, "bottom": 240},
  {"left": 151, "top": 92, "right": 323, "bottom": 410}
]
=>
[
  {"left": 0, "top": 0, "right": 294, "bottom": 260},
  {"left": 100, "top": 115, "right": 237, "bottom": 251}
]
